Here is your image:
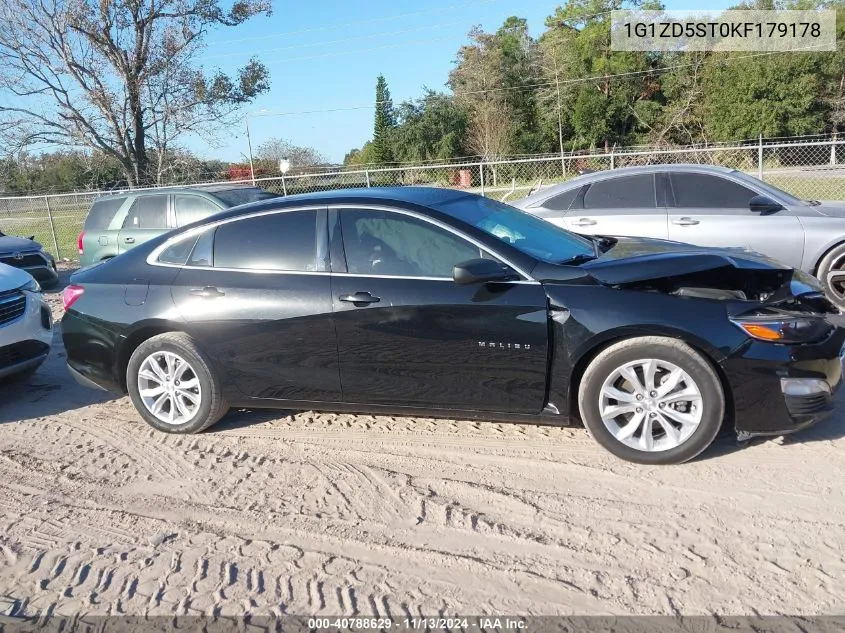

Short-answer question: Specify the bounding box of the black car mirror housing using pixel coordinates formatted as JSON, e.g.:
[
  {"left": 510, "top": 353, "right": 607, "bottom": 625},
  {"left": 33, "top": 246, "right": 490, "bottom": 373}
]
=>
[
  {"left": 452, "top": 258, "right": 517, "bottom": 285},
  {"left": 749, "top": 195, "right": 783, "bottom": 214}
]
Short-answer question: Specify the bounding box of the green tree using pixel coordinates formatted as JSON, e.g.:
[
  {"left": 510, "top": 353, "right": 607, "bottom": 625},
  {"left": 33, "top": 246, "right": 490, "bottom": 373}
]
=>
[
  {"left": 372, "top": 74, "right": 396, "bottom": 164},
  {"left": 541, "top": 0, "right": 662, "bottom": 151},
  {"left": 449, "top": 26, "right": 515, "bottom": 161},
  {"left": 700, "top": 54, "right": 826, "bottom": 140},
  {"left": 494, "top": 17, "right": 546, "bottom": 153},
  {"left": 388, "top": 91, "right": 468, "bottom": 162}
]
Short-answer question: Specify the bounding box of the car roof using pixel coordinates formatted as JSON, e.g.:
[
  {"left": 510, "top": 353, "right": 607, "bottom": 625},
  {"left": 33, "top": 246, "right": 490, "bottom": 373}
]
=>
[
  {"left": 189, "top": 186, "right": 479, "bottom": 222},
  {"left": 93, "top": 183, "right": 264, "bottom": 201},
  {"left": 518, "top": 163, "right": 739, "bottom": 205}
]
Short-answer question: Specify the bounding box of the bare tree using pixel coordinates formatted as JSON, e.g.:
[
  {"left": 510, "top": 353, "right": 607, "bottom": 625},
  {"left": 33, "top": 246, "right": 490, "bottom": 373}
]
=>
[
  {"left": 255, "top": 137, "right": 326, "bottom": 173},
  {"left": 0, "top": 0, "right": 272, "bottom": 186}
]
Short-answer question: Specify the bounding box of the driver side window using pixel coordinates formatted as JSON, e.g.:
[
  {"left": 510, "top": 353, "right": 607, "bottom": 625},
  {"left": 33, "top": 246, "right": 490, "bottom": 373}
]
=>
[{"left": 338, "top": 208, "right": 483, "bottom": 278}]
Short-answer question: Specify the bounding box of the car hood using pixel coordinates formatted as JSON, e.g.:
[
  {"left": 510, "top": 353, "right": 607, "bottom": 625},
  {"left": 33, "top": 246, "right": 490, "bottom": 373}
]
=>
[
  {"left": 0, "top": 235, "right": 42, "bottom": 253},
  {"left": 583, "top": 236, "right": 793, "bottom": 279},
  {"left": 808, "top": 201, "right": 845, "bottom": 218},
  {"left": 537, "top": 236, "right": 826, "bottom": 306},
  {"left": 0, "top": 262, "right": 36, "bottom": 290}
]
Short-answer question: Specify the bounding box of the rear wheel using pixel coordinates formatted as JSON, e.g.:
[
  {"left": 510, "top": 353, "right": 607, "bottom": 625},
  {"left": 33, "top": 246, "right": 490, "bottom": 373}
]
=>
[
  {"left": 126, "top": 332, "right": 228, "bottom": 433},
  {"left": 578, "top": 336, "right": 724, "bottom": 465},
  {"left": 816, "top": 243, "right": 845, "bottom": 310}
]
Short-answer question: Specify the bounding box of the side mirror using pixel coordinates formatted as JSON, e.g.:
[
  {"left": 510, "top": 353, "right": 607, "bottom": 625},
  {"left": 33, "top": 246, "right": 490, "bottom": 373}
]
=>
[
  {"left": 749, "top": 195, "right": 783, "bottom": 214},
  {"left": 453, "top": 258, "right": 517, "bottom": 285}
]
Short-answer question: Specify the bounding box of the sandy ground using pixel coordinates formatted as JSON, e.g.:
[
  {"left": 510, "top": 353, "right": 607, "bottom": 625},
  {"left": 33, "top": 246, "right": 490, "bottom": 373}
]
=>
[{"left": 0, "top": 269, "right": 843, "bottom": 618}]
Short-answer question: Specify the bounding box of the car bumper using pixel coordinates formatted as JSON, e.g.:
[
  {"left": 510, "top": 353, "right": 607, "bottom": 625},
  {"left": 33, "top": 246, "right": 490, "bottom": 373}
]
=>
[
  {"left": 721, "top": 317, "right": 845, "bottom": 436},
  {"left": 0, "top": 251, "right": 59, "bottom": 287},
  {"left": 0, "top": 292, "right": 52, "bottom": 379},
  {"left": 62, "top": 310, "right": 124, "bottom": 394}
]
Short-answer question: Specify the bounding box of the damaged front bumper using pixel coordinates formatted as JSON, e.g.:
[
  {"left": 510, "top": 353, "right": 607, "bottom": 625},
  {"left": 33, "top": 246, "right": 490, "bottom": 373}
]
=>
[{"left": 722, "top": 315, "right": 845, "bottom": 439}]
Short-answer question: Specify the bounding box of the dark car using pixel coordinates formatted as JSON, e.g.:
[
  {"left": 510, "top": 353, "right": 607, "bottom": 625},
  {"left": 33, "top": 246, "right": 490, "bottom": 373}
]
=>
[
  {"left": 78, "top": 184, "right": 279, "bottom": 266},
  {"left": 61, "top": 187, "right": 845, "bottom": 464},
  {"left": 0, "top": 228, "right": 58, "bottom": 287}
]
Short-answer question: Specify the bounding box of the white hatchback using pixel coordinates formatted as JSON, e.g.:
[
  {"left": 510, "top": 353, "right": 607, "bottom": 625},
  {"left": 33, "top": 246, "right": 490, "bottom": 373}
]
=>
[{"left": 0, "top": 263, "right": 52, "bottom": 380}]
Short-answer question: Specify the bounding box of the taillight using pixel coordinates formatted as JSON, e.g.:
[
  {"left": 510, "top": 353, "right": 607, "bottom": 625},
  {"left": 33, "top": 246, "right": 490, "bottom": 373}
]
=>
[
  {"left": 77, "top": 231, "right": 85, "bottom": 255},
  {"left": 62, "top": 284, "right": 84, "bottom": 311}
]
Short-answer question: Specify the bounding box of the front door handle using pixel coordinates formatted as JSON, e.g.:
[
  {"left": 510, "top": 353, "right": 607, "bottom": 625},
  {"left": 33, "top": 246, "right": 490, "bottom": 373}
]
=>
[
  {"left": 672, "top": 217, "right": 700, "bottom": 226},
  {"left": 571, "top": 218, "right": 597, "bottom": 226},
  {"left": 124, "top": 237, "right": 136, "bottom": 244},
  {"left": 190, "top": 286, "right": 225, "bottom": 299},
  {"left": 339, "top": 292, "right": 380, "bottom": 304}
]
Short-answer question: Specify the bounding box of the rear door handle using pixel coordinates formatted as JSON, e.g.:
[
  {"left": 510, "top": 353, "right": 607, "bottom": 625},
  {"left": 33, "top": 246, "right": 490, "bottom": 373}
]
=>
[
  {"left": 339, "top": 292, "right": 380, "bottom": 304},
  {"left": 124, "top": 237, "right": 136, "bottom": 244},
  {"left": 190, "top": 286, "right": 225, "bottom": 299},
  {"left": 571, "top": 218, "right": 597, "bottom": 226},
  {"left": 672, "top": 217, "right": 700, "bottom": 226}
]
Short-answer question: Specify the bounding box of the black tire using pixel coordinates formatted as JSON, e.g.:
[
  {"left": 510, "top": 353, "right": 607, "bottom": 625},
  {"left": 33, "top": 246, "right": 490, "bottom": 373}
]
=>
[
  {"left": 816, "top": 243, "right": 845, "bottom": 311},
  {"left": 578, "top": 336, "right": 725, "bottom": 465},
  {"left": 126, "top": 332, "right": 228, "bottom": 433}
]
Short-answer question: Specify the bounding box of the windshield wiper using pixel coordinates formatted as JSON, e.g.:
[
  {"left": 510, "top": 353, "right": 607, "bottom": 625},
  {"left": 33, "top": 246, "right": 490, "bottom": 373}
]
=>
[
  {"left": 807, "top": 199, "right": 821, "bottom": 206},
  {"left": 558, "top": 253, "right": 597, "bottom": 266}
]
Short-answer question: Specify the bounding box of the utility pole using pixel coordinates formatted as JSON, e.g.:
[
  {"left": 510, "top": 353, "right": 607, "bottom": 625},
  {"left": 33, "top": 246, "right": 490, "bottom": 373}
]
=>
[
  {"left": 553, "top": 56, "right": 565, "bottom": 176},
  {"left": 246, "top": 118, "right": 256, "bottom": 185}
]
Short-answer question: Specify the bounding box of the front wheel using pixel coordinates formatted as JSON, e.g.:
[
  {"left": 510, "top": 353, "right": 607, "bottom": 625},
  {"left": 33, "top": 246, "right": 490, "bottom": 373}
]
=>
[
  {"left": 578, "top": 336, "right": 725, "bottom": 465},
  {"left": 816, "top": 243, "right": 845, "bottom": 311},
  {"left": 126, "top": 332, "right": 228, "bottom": 433}
]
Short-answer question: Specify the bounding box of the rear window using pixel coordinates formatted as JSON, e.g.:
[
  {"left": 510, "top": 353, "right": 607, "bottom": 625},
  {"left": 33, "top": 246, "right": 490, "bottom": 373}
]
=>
[
  {"left": 85, "top": 197, "right": 125, "bottom": 230},
  {"left": 543, "top": 187, "right": 581, "bottom": 211},
  {"left": 213, "top": 188, "right": 279, "bottom": 208}
]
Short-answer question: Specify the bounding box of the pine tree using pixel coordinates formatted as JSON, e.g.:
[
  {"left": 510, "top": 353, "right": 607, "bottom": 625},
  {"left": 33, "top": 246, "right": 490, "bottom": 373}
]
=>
[{"left": 372, "top": 74, "right": 396, "bottom": 164}]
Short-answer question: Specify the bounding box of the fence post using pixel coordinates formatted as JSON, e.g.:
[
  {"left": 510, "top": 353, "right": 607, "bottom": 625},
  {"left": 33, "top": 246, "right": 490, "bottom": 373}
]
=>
[
  {"left": 758, "top": 133, "right": 764, "bottom": 181},
  {"left": 832, "top": 136, "right": 837, "bottom": 166},
  {"left": 479, "top": 162, "right": 485, "bottom": 196},
  {"left": 43, "top": 195, "right": 61, "bottom": 260},
  {"left": 610, "top": 149, "right": 615, "bottom": 170},
  {"left": 365, "top": 169, "right": 371, "bottom": 187}
]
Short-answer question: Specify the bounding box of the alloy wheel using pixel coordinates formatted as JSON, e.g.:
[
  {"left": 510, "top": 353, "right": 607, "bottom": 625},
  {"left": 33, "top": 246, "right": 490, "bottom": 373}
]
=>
[
  {"left": 598, "top": 358, "right": 703, "bottom": 452},
  {"left": 137, "top": 351, "right": 202, "bottom": 425},
  {"left": 825, "top": 253, "right": 845, "bottom": 306}
]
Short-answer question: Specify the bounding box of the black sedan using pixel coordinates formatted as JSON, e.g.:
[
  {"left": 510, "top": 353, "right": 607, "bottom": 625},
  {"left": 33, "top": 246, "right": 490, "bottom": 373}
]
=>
[{"left": 61, "top": 187, "right": 845, "bottom": 464}]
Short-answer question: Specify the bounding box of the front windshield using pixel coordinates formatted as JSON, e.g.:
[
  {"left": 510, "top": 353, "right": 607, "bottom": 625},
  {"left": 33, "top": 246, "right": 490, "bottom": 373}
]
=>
[
  {"left": 431, "top": 195, "right": 596, "bottom": 263},
  {"left": 731, "top": 170, "right": 806, "bottom": 205}
]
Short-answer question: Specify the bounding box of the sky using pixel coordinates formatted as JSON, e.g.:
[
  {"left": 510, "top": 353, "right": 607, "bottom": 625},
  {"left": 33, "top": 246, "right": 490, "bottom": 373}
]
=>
[{"left": 193, "top": 0, "right": 734, "bottom": 165}]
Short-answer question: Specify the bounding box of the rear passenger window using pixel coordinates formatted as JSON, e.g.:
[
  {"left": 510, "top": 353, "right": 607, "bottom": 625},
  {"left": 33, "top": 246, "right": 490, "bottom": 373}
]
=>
[
  {"left": 158, "top": 234, "right": 200, "bottom": 265},
  {"left": 123, "top": 195, "right": 168, "bottom": 229},
  {"left": 175, "top": 195, "right": 220, "bottom": 226},
  {"left": 213, "top": 211, "right": 317, "bottom": 271},
  {"left": 543, "top": 187, "right": 581, "bottom": 211},
  {"left": 583, "top": 175, "right": 655, "bottom": 209},
  {"left": 85, "top": 198, "right": 125, "bottom": 230},
  {"left": 188, "top": 230, "right": 214, "bottom": 267}
]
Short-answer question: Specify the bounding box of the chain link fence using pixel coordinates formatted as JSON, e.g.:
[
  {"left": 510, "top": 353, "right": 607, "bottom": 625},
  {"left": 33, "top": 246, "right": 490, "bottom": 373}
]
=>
[{"left": 3, "top": 137, "right": 845, "bottom": 262}]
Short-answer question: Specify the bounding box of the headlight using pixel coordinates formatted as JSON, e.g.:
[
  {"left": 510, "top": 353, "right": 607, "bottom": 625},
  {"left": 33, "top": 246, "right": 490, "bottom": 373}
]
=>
[
  {"left": 732, "top": 317, "right": 832, "bottom": 343},
  {"left": 18, "top": 278, "right": 41, "bottom": 293}
]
